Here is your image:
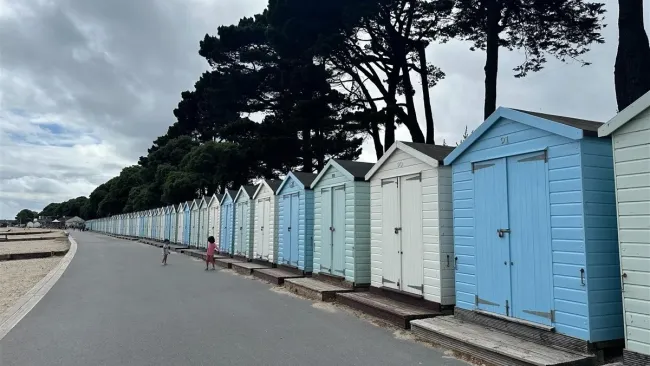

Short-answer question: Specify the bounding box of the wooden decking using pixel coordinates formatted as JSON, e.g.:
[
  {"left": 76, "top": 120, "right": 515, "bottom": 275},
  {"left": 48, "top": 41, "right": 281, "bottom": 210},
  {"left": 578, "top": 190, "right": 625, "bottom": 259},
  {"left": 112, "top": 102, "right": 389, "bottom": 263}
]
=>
[
  {"left": 231, "top": 261, "right": 271, "bottom": 275},
  {"left": 215, "top": 258, "right": 243, "bottom": 269},
  {"left": 336, "top": 292, "right": 441, "bottom": 329},
  {"left": 410, "top": 317, "right": 595, "bottom": 366},
  {"left": 253, "top": 268, "right": 304, "bottom": 285},
  {"left": 284, "top": 278, "right": 353, "bottom": 302}
]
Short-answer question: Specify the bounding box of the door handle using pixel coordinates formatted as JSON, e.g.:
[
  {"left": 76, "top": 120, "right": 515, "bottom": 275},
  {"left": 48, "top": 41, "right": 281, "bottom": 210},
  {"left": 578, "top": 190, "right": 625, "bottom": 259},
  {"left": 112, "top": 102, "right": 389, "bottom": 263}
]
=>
[
  {"left": 330, "top": 226, "right": 335, "bottom": 232},
  {"left": 394, "top": 227, "right": 402, "bottom": 234},
  {"left": 288, "top": 227, "right": 291, "bottom": 232},
  {"left": 497, "top": 229, "right": 510, "bottom": 237}
]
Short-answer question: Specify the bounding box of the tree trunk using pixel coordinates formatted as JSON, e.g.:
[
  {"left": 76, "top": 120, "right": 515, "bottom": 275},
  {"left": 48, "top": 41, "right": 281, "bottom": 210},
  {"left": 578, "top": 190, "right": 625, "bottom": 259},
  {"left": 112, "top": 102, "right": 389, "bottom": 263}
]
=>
[
  {"left": 483, "top": 0, "right": 500, "bottom": 120},
  {"left": 615, "top": 0, "right": 650, "bottom": 111},
  {"left": 369, "top": 120, "right": 383, "bottom": 159},
  {"left": 418, "top": 43, "right": 435, "bottom": 144},
  {"left": 401, "top": 62, "right": 425, "bottom": 143},
  {"left": 383, "top": 67, "right": 401, "bottom": 150},
  {"left": 301, "top": 127, "right": 313, "bottom": 173}
]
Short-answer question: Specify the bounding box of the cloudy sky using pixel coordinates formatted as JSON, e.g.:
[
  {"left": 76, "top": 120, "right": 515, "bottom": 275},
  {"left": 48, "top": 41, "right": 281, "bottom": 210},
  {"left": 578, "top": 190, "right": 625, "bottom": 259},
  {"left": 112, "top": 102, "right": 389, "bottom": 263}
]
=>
[{"left": 0, "top": 0, "right": 648, "bottom": 219}]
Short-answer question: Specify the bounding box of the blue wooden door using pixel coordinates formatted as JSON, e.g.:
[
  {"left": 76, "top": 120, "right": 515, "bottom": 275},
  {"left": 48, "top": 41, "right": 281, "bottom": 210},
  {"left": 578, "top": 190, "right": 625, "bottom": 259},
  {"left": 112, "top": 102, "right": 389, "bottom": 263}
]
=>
[
  {"left": 320, "top": 188, "right": 333, "bottom": 273},
  {"left": 281, "top": 195, "right": 292, "bottom": 263},
  {"left": 331, "top": 186, "right": 346, "bottom": 276},
  {"left": 290, "top": 193, "right": 300, "bottom": 266},
  {"left": 474, "top": 158, "right": 511, "bottom": 315},
  {"left": 507, "top": 151, "right": 553, "bottom": 326}
]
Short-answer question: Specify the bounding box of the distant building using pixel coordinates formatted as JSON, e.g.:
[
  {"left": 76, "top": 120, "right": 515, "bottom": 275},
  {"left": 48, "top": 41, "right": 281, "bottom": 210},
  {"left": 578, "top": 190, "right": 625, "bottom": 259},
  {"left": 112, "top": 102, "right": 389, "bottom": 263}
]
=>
[{"left": 65, "top": 216, "right": 85, "bottom": 228}]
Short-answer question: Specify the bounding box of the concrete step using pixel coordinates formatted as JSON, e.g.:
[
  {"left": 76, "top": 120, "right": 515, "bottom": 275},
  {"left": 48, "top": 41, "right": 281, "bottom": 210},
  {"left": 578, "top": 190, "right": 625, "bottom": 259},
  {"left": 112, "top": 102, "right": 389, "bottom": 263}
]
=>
[
  {"left": 231, "top": 261, "right": 271, "bottom": 276},
  {"left": 336, "top": 292, "right": 441, "bottom": 329},
  {"left": 284, "top": 278, "right": 352, "bottom": 302},
  {"left": 411, "top": 316, "right": 595, "bottom": 366},
  {"left": 253, "top": 268, "right": 304, "bottom": 285}
]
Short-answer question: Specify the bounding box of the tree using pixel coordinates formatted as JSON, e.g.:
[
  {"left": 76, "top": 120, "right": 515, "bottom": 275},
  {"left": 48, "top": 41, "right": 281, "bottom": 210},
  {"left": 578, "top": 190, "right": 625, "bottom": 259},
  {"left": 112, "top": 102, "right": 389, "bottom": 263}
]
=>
[
  {"left": 615, "top": 0, "right": 650, "bottom": 111},
  {"left": 15, "top": 209, "right": 38, "bottom": 223},
  {"left": 448, "top": 0, "right": 606, "bottom": 119}
]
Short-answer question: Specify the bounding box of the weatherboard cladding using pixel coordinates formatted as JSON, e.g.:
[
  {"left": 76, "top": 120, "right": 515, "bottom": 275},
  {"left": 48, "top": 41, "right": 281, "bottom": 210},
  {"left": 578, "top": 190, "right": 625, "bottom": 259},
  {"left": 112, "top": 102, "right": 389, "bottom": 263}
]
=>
[
  {"left": 448, "top": 107, "right": 622, "bottom": 342},
  {"left": 234, "top": 185, "right": 257, "bottom": 258},
  {"left": 599, "top": 97, "right": 650, "bottom": 357},
  {"left": 369, "top": 143, "right": 455, "bottom": 305},
  {"left": 207, "top": 194, "right": 222, "bottom": 250},
  {"left": 277, "top": 172, "right": 317, "bottom": 272},
  {"left": 220, "top": 190, "right": 237, "bottom": 254},
  {"left": 313, "top": 160, "right": 373, "bottom": 285},
  {"left": 253, "top": 180, "right": 281, "bottom": 263}
]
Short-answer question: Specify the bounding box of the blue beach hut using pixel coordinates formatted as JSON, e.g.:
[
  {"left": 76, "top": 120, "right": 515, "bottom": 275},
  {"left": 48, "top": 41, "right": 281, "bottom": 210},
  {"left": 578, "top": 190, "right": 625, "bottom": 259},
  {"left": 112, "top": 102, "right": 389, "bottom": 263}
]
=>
[
  {"left": 443, "top": 108, "right": 623, "bottom": 346},
  {"left": 183, "top": 201, "right": 192, "bottom": 246},
  {"left": 220, "top": 190, "right": 237, "bottom": 255},
  {"left": 275, "top": 172, "right": 318, "bottom": 273}
]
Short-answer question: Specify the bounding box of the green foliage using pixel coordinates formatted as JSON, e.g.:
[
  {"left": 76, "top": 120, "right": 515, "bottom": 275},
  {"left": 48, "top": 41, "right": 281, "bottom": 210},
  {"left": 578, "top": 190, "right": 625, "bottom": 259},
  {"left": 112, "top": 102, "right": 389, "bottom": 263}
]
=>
[
  {"left": 446, "top": 0, "right": 606, "bottom": 118},
  {"left": 15, "top": 209, "right": 38, "bottom": 223}
]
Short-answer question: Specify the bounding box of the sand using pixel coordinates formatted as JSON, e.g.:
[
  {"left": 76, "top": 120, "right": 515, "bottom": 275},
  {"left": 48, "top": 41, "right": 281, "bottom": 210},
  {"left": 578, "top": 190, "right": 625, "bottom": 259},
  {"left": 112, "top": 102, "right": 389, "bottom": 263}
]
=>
[
  {"left": 0, "top": 235, "right": 69, "bottom": 255},
  {"left": 0, "top": 256, "right": 63, "bottom": 316}
]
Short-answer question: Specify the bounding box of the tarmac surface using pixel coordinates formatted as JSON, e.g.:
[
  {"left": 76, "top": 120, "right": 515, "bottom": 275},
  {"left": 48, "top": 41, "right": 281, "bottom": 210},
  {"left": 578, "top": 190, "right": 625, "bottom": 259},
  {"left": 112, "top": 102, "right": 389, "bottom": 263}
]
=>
[{"left": 0, "top": 231, "right": 466, "bottom": 366}]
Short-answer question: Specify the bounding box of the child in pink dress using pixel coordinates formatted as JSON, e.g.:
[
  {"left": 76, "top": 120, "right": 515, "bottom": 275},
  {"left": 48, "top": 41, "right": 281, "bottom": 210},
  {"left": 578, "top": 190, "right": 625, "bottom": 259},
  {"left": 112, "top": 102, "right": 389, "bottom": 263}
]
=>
[{"left": 206, "top": 236, "right": 216, "bottom": 270}]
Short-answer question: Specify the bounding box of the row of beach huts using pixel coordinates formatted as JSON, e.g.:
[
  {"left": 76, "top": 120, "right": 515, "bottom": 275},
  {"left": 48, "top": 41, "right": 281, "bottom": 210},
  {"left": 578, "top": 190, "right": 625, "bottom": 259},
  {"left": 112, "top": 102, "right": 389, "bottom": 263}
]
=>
[{"left": 87, "top": 97, "right": 650, "bottom": 366}]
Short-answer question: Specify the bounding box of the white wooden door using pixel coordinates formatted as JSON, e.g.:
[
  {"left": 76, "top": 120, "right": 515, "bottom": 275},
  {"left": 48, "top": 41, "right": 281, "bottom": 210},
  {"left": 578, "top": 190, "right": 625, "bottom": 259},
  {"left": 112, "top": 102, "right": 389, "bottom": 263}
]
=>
[
  {"left": 400, "top": 173, "right": 424, "bottom": 295},
  {"left": 320, "top": 188, "right": 333, "bottom": 273},
  {"left": 259, "top": 198, "right": 271, "bottom": 260},
  {"left": 242, "top": 201, "right": 250, "bottom": 256},
  {"left": 381, "top": 178, "right": 400, "bottom": 289},
  {"left": 331, "top": 186, "right": 346, "bottom": 276}
]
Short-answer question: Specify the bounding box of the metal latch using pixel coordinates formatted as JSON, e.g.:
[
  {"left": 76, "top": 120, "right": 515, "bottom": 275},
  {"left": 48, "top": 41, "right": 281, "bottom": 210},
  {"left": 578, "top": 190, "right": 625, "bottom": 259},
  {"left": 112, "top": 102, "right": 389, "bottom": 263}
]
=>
[
  {"left": 394, "top": 227, "right": 402, "bottom": 234},
  {"left": 497, "top": 228, "right": 510, "bottom": 237}
]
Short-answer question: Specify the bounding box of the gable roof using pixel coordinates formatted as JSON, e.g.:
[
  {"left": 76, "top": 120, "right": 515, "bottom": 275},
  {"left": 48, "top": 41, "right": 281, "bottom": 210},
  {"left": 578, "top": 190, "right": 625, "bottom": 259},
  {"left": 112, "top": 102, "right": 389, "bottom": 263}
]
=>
[
  {"left": 311, "top": 159, "right": 374, "bottom": 188},
  {"left": 220, "top": 190, "right": 238, "bottom": 204},
  {"left": 184, "top": 201, "right": 192, "bottom": 210},
  {"left": 365, "top": 141, "right": 453, "bottom": 180},
  {"left": 207, "top": 193, "right": 223, "bottom": 207},
  {"left": 276, "top": 171, "right": 318, "bottom": 193},
  {"left": 198, "top": 196, "right": 208, "bottom": 208},
  {"left": 253, "top": 179, "right": 283, "bottom": 198},
  {"left": 234, "top": 185, "right": 258, "bottom": 201},
  {"left": 515, "top": 109, "right": 602, "bottom": 134},
  {"left": 177, "top": 202, "right": 184, "bottom": 211},
  {"left": 191, "top": 199, "right": 201, "bottom": 209},
  {"left": 444, "top": 107, "right": 604, "bottom": 165},
  {"left": 599, "top": 90, "right": 650, "bottom": 136}
]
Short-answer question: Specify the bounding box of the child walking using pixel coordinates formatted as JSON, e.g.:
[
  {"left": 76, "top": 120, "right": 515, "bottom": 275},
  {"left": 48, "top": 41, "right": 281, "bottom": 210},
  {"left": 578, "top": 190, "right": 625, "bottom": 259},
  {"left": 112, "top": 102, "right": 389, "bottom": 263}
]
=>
[
  {"left": 206, "top": 236, "right": 216, "bottom": 270},
  {"left": 162, "top": 240, "right": 170, "bottom": 265}
]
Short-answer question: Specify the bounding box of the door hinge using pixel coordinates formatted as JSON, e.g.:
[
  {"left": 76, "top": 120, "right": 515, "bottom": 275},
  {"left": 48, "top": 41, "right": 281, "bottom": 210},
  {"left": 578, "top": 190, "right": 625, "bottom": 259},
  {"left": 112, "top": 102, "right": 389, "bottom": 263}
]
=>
[
  {"left": 320, "top": 264, "right": 330, "bottom": 271},
  {"left": 381, "top": 179, "right": 397, "bottom": 186},
  {"left": 382, "top": 277, "right": 396, "bottom": 284},
  {"left": 406, "top": 174, "right": 421, "bottom": 181},
  {"left": 475, "top": 295, "right": 500, "bottom": 307},
  {"left": 523, "top": 309, "right": 555, "bottom": 323},
  {"left": 408, "top": 284, "right": 423, "bottom": 292}
]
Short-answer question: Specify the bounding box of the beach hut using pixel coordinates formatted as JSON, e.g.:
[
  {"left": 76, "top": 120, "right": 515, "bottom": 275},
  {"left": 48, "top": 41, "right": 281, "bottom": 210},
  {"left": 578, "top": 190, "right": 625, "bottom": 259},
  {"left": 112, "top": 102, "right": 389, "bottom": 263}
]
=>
[
  {"left": 364, "top": 142, "right": 455, "bottom": 304},
  {"left": 220, "top": 190, "right": 237, "bottom": 255},
  {"left": 234, "top": 185, "right": 258, "bottom": 259},
  {"left": 144, "top": 210, "right": 151, "bottom": 238},
  {"left": 159, "top": 207, "right": 165, "bottom": 240},
  {"left": 176, "top": 203, "right": 185, "bottom": 244},
  {"left": 442, "top": 108, "right": 622, "bottom": 345},
  {"left": 152, "top": 209, "right": 159, "bottom": 240},
  {"left": 183, "top": 201, "right": 192, "bottom": 246},
  {"left": 169, "top": 205, "right": 177, "bottom": 242},
  {"left": 199, "top": 196, "right": 209, "bottom": 249},
  {"left": 276, "top": 172, "right": 318, "bottom": 273},
  {"left": 311, "top": 160, "right": 374, "bottom": 287},
  {"left": 598, "top": 91, "right": 650, "bottom": 365},
  {"left": 207, "top": 193, "right": 223, "bottom": 250},
  {"left": 252, "top": 179, "right": 283, "bottom": 263},
  {"left": 190, "top": 199, "right": 201, "bottom": 248}
]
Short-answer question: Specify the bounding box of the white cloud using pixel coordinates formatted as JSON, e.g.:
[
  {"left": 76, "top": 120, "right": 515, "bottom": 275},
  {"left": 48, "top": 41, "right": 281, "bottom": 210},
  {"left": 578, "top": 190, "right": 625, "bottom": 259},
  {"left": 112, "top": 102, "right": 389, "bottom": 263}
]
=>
[{"left": 1, "top": 0, "right": 648, "bottom": 219}]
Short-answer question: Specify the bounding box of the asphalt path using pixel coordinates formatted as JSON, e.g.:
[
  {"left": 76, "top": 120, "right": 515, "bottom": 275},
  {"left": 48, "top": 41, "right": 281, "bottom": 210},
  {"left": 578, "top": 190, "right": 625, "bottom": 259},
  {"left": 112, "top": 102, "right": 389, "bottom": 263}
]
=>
[{"left": 1, "top": 232, "right": 466, "bottom": 366}]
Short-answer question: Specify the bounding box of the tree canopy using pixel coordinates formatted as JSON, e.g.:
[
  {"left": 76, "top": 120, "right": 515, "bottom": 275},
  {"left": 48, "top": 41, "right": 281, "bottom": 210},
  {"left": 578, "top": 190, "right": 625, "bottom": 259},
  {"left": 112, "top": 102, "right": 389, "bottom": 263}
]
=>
[
  {"left": 36, "top": 0, "right": 613, "bottom": 220},
  {"left": 15, "top": 209, "right": 38, "bottom": 224}
]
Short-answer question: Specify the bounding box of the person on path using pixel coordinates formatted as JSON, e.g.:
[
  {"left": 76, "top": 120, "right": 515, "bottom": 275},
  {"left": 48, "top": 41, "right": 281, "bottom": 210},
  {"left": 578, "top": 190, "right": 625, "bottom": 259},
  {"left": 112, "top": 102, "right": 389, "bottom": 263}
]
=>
[
  {"left": 206, "top": 236, "right": 216, "bottom": 271},
  {"left": 162, "top": 240, "right": 170, "bottom": 265}
]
